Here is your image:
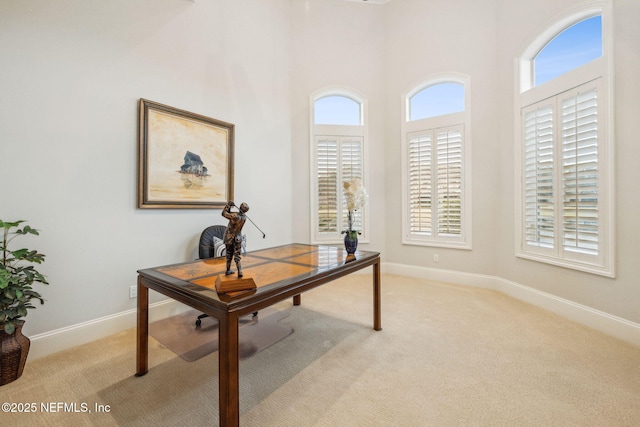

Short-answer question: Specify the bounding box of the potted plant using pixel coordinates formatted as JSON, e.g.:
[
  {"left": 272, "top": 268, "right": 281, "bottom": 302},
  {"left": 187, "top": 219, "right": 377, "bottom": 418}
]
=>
[{"left": 0, "top": 220, "right": 48, "bottom": 385}]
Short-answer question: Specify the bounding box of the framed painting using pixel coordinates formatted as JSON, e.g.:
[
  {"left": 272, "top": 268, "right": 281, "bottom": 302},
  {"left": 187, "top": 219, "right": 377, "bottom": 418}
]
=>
[{"left": 138, "top": 99, "right": 234, "bottom": 208}]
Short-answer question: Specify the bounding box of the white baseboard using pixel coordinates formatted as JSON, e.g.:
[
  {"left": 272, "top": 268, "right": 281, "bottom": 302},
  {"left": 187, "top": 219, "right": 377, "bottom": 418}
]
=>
[
  {"left": 384, "top": 262, "right": 640, "bottom": 348},
  {"left": 26, "top": 263, "right": 640, "bottom": 360},
  {"left": 28, "top": 300, "right": 191, "bottom": 360}
]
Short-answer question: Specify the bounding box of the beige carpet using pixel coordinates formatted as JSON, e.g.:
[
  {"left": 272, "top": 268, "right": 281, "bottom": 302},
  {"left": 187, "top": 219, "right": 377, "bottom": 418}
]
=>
[{"left": 2, "top": 274, "right": 640, "bottom": 426}]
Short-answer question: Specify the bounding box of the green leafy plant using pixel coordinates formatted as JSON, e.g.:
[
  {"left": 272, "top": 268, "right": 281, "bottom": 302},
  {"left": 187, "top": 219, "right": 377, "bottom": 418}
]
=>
[{"left": 0, "top": 220, "right": 48, "bottom": 334}]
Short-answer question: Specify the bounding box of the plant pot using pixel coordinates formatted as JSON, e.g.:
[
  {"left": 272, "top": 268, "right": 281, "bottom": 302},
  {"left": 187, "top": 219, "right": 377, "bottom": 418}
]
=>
[
  {"left": 344, "top": 231, "right": 358, "bottom": 255},
  {"left": 0, "top": 322, "right": 31, "bottom": 386}
]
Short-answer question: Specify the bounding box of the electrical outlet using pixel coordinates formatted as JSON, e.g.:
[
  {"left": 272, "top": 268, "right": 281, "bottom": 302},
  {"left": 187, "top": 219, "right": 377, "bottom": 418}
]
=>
[
  {"left": 129, "top": 285, "right": 137, "bottom": 299},
  {"left": 433, "top": 254, "right": 440, "bottom": 263}
]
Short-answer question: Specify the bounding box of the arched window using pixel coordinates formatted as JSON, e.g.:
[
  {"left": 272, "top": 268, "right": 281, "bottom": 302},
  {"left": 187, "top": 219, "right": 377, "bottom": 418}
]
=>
[
  {"left": 310, "top": 91, "right": 368, "bottom": 243},
  {"left": 314, "top": 95, "right": 361, "bottom": 125},
  {"left": 409, "top": 82, "right": 464, "bottom": 121},
  {"left": 534, "top": 15, "right": 602, "bottom": 86},
  {"left": 401, "top": 77, "right": 471, "bottom": 248},
  {"left": 516, "top": 5, "right": 613, "bottom": 277}
]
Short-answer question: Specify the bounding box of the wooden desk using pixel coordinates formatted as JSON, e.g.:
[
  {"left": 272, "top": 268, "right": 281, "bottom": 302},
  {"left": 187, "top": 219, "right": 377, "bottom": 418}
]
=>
[{"left": 135, "top": 243, "right": 381, "bottom": 426}]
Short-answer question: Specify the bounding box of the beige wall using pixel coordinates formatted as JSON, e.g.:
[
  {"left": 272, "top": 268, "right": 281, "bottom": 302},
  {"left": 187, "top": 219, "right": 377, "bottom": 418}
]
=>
[
  {"left": 383, "top": 0, "right": 500, "bottom": 275},
  {"left": 0, "top": 0, "right": 294, "bottom": 336},
  {"left": 289, "top": 0, "right": 387, "bottom": 251}
]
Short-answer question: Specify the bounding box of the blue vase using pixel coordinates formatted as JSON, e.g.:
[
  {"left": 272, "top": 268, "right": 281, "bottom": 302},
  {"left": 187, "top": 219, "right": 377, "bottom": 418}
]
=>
[{"left": 344, "top": 232, "right": 358, "bottom": 254}]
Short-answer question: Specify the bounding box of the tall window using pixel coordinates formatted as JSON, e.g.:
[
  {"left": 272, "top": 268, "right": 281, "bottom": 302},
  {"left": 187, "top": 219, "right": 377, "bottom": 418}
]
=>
[
  {"left": 517, "top": 5, "right": 613, "bottom": 276},
  {"left": 401, "top": 76, "right": 471, "bottom": 248},
  {"left": 311, "top": 91, "right": 368, "bottom": 243}
]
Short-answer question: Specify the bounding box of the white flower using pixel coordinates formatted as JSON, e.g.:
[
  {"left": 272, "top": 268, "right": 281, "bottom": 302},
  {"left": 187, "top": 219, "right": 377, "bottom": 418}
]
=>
[{"left": 343, "top": 178, "right": 368, "bottom": 212}]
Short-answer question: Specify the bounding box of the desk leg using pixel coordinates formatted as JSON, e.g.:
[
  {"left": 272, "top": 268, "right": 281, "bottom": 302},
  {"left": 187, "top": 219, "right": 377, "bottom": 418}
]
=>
[
  {"left": 373, "top": 260, "right": 381, "bottom": 331},
  {"left": 219, "top": 311, "right": 240, "bottom": 426},
  {"left": 293, "top": 294, "right": 301, "bottom": 306},
  {"left": 135, "top": 277, "right": 149, "bottom": 376}
]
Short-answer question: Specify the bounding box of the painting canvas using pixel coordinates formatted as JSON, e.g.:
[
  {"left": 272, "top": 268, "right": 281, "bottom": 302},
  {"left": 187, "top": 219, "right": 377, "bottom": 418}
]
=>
[{"left": 138, "top": 99, "right": 234, "bottom": 208}]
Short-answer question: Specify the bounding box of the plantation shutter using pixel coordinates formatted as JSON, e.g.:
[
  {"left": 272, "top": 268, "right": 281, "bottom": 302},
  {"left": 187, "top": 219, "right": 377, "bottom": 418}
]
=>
[
  {"left": 521, "top": 80, "right": 602, "bottom": 264},
  {"left": 316, "top": 137, "right": 338, "bottom": 234},
  {"left": 561, "top": 88, "right": 599, "bottom": 255},
  {"left": 408, "top": 133, "right": 432, "bottom": 235},
  {"left": 407, "top": 125, "right": 464, "bottom": 241},
  {"left": 436, "top": 127, "right": 463, "bottom": 236},
  {"left": 315, "top": 136, "right": 364, "bottom": 237},
  {"left": 523, "top": 103, "right": 555, "bottom": 249},
  {"left": 340, "top": 138, "right": 364, "bottom": 232}
]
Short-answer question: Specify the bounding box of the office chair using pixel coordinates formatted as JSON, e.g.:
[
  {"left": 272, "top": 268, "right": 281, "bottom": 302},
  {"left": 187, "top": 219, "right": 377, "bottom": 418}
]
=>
[
  {"left": 195, "top": 225, "right": 255, "bottom": 326},
  {"left": 198, "top": 225, "right": 227, "bottom": 259}
]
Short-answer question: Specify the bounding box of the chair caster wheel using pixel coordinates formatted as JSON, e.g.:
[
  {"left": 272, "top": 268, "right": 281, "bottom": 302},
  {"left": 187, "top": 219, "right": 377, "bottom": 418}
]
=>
[{"left": 195, "top": 319, "right": 202, "bottom": 327}]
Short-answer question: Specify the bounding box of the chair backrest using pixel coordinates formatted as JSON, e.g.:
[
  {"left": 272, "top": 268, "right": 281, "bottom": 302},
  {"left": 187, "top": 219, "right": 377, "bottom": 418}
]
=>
[{"left": 198, "top": 225, "right": 227, "bottom": 259}]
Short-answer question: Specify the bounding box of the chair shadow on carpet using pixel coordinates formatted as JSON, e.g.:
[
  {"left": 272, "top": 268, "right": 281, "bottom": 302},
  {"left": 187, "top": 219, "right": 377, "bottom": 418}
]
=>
[{"left": 149, "top": 307, "right": 294, "bottom": 361}]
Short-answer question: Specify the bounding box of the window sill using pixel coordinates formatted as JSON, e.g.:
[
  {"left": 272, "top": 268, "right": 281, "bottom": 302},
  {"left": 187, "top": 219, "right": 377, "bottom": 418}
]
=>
[
  {"left": 402, "top": 238, "right": 471, "bottom": 250},
  {"left": 516, "top": 251, "right": 614, "bottom": 278}
]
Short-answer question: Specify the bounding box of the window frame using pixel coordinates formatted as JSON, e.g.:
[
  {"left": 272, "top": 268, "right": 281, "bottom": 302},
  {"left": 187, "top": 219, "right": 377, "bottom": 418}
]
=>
[
  {"left": 310, "top": 89, "right": 370, "bottom": 244},
  {"left": 401, "top": 74, "right": 472, "bottom": 249},
  {"left": 514, "top": 2, "right": 615, "bottom": 277}
]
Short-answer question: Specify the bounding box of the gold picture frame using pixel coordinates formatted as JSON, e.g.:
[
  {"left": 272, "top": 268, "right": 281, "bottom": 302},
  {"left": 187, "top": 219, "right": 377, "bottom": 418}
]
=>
[{"left": 137, "top": 99, "right": 234, "bottom": 209}]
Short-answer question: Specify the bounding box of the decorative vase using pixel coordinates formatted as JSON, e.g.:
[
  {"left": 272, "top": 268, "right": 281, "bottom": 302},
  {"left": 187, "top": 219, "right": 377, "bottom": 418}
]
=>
[
  {"left": 344, "top": 231, "right": 358, "bottom": 255},
  {"left": 0, "top": 322, "right": 31, "bottom": 386}
]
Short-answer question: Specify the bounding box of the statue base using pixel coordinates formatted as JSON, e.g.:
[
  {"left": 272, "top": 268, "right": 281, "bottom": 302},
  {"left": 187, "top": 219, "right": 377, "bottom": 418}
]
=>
[{"left": 215, "top": 274, "right": 257, "bottom": 294}]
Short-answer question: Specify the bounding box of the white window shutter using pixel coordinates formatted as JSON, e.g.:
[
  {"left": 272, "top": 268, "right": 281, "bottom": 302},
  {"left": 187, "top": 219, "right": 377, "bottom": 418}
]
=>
[
  {"left": 561, "top": 88, "right": 599, "bottom": 255},
  {"left": 340, "top": 138, "right": 364, "bottom": 232},
  {"left": 408, "top": 133, "right": 432, "bottom": 235},
  {"left": 316, "top": 137, "right": 338, "bottom": 234},
  {"left": 523, "top": 104, "right": 555, "bottom": 249},
  {"left": 314, "top": 136, "right": 364, "bottom": 238},
  {"left": 407, "top": 125, "right": 465, "bottom": 242},
  {"left": 436, "top": 127, "right": 463, "bottom": 236},
  {"left": 519, "top": 80, "right": 607, "bottom": 272}
]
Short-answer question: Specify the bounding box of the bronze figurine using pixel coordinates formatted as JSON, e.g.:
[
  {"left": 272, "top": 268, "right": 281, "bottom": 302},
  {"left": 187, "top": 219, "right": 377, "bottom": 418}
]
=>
[{"left": 222, "top": 201, "right": 249, "bottom": 277}]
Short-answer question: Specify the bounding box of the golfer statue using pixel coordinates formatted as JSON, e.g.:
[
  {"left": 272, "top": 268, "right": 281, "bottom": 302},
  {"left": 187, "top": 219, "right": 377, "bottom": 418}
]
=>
[{"left": 222, "top": 200, "right": 249, "bottom": 277}]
